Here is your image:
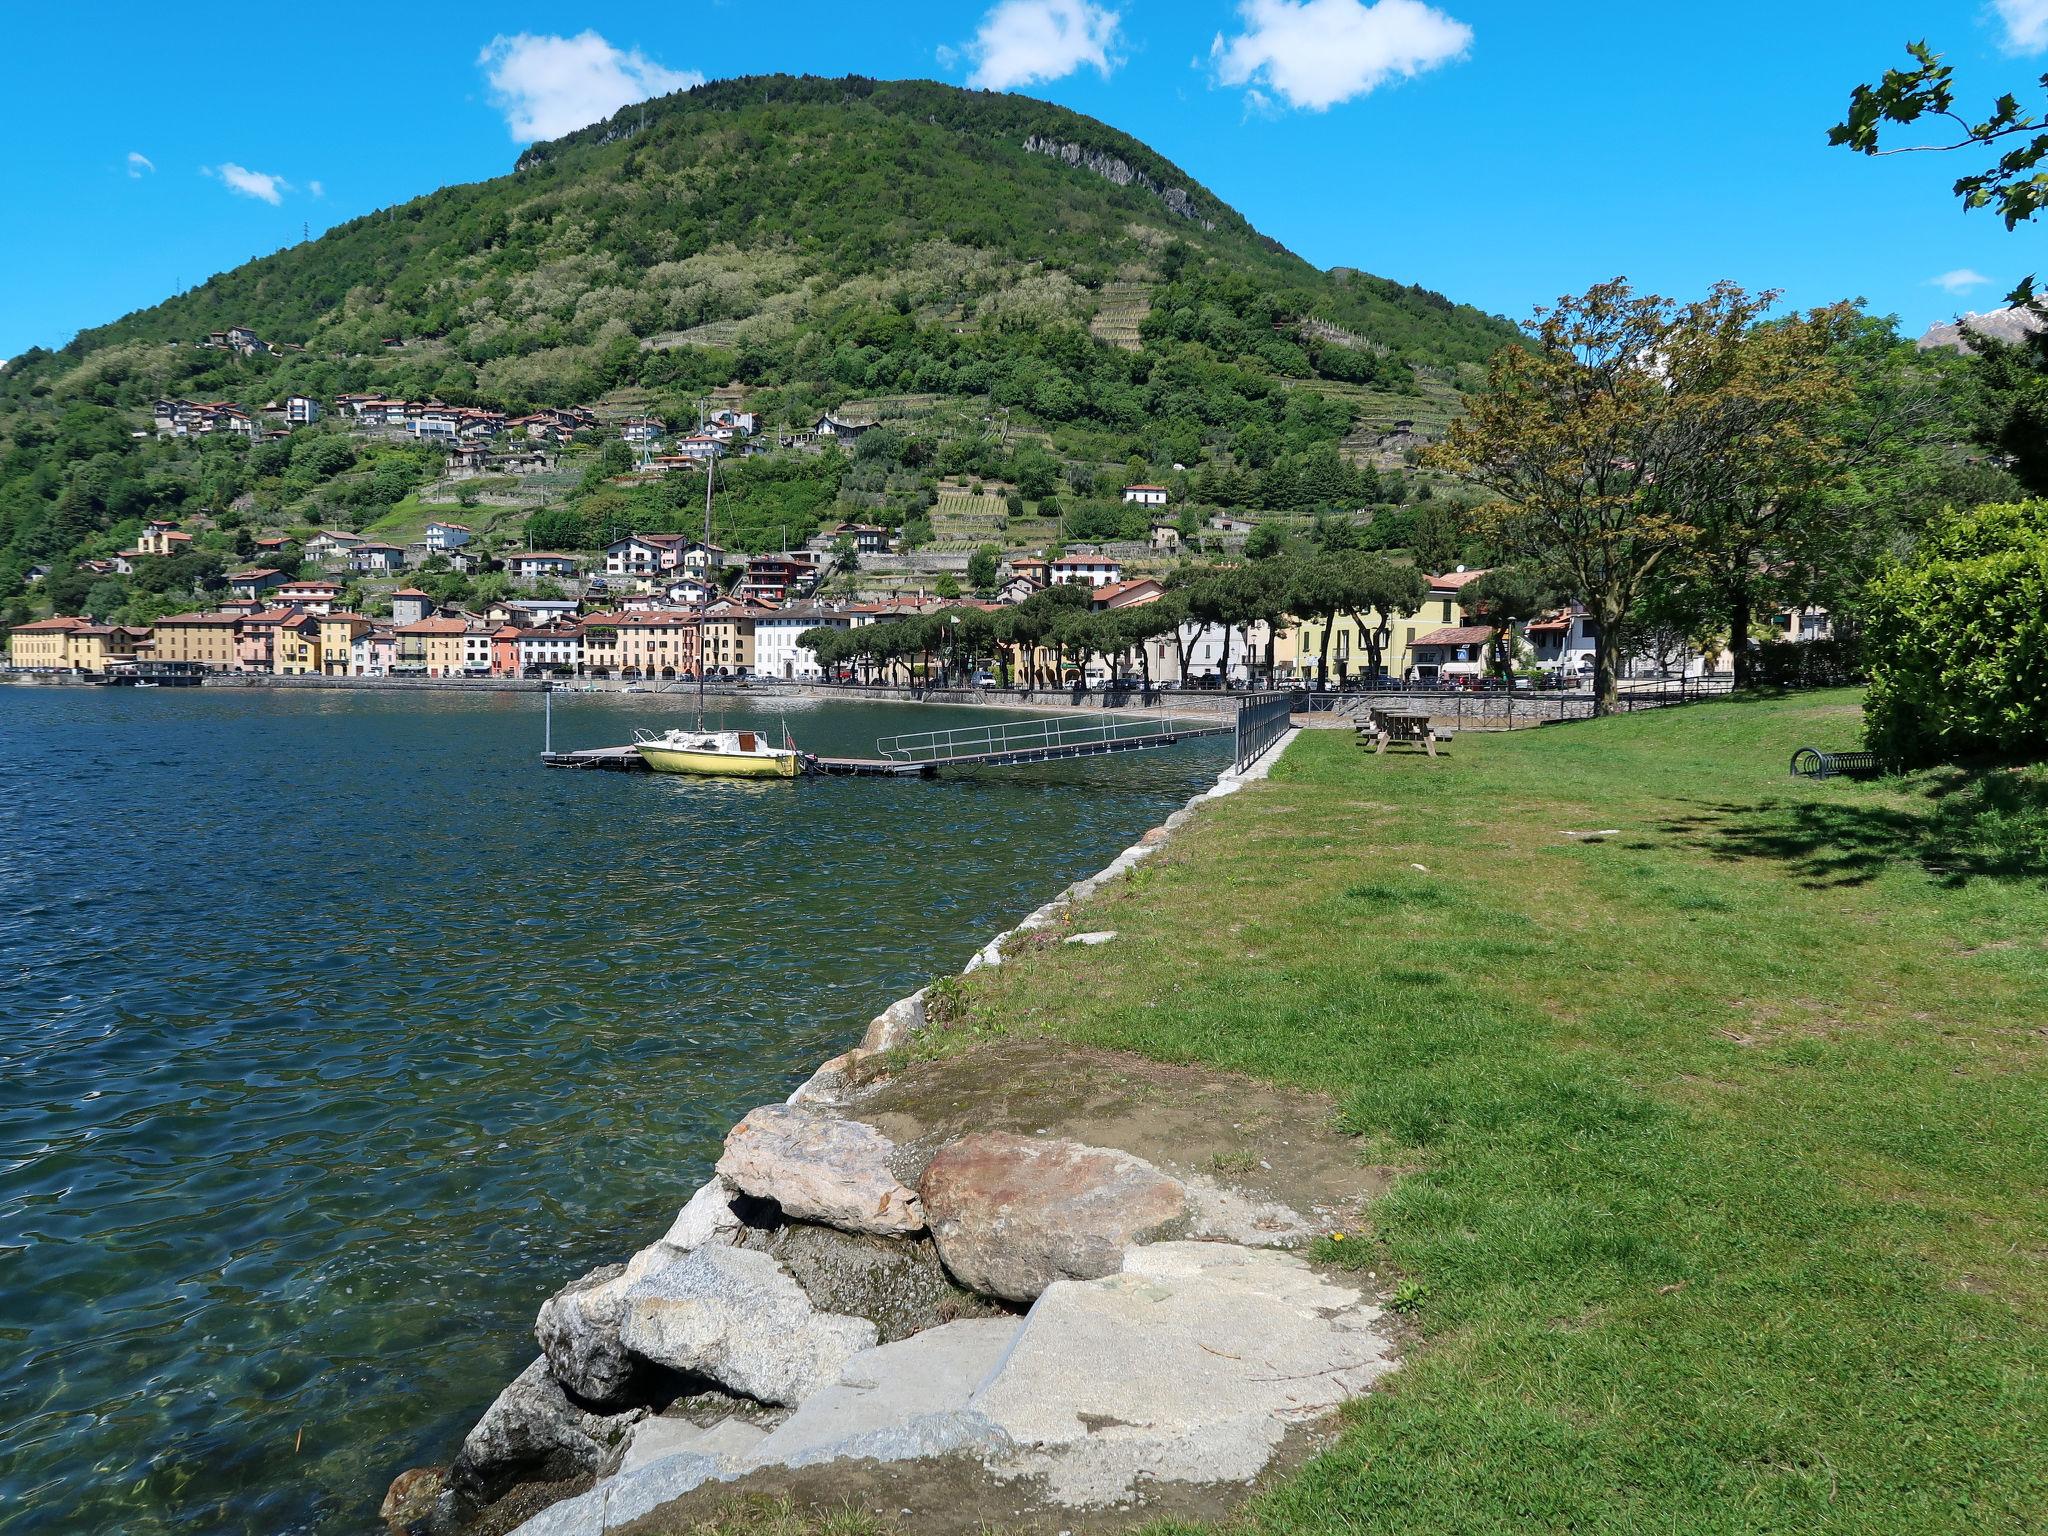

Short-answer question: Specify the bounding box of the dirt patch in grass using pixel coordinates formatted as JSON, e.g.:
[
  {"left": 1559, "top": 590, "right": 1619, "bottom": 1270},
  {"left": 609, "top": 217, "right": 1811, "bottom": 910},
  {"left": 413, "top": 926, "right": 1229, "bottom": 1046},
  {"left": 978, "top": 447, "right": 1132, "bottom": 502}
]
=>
[{"left": 846, "top": 1037, "right": 1393, "bottom": 1234}]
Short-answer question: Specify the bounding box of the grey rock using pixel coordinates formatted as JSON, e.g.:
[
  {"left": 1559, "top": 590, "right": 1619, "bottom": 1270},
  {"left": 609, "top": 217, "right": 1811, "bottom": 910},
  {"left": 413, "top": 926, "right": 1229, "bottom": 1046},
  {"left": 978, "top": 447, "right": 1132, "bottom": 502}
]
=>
[
  {"left": 717, "top": 1105, "right": 923, "bottom": 1237},
  {"left": 919, "top": 1133, "right": 1192, "bottom": 1303},
  {"left": 600, "top": 1450, "right": 725, "bottom": 1529},
  {"left": 860, "top": 991, "right": 927, "bottom": 1053},
  {"left": 1064, "top": 930, "right": 1117, "bottom": 946},
  {"left": 505, "top": 1487, "right": 604, "bottom": 1536},
  {"left": 972, "top": 1241, "right": 1398, "bottom": 1504},
  {"left": 660, "top": 1175, "right": 743, "bottom": 1252},
  {"left": 620, "top": 1414, "right": 767, "bottom": 1476},
  {"left": 747, "top": 1319, "right": 1020, "bottom": 1470},
  {"left": 448, "top": 1357, "right": 643, "bottom": 1513},
  {"left": 536, "top": 1264, "right": 637, "bottom": 1408},
  {"left": 619, "top": 1245, "right": 878, "bottom": 1406},
  {"left": 735, "top": 1220, "right": 1004, "bottom": 1343}
]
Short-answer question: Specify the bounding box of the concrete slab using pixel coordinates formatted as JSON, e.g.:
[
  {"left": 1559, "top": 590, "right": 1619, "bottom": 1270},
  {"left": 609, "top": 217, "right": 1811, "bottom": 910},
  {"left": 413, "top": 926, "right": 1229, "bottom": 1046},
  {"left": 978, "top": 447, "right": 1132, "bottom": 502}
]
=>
[
  {"left": 746, "top": 1319, "right": 1021, "bottom": 1470},
  {"left": 971, "top": 1241, "right": 1397, "bottom": 1505}
]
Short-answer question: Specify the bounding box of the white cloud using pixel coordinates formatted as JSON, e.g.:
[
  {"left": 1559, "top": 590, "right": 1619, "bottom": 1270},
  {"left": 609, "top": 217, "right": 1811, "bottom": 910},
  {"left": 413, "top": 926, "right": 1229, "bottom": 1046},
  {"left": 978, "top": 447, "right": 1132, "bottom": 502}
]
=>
[
  {"left": 477, "top": 31, "right": 702, "bottom": 142},
  {"left": 309, "top": 179, "right": 326, "bottom": 198},
  {"left": 964, "top": 0, "right": 1122, "bottom": 92},
  {"left": 126, "top": 151, "right": 154, "bottom": 179},
  {"left": 1994, "top": 1, "right": 2048, "bottom": 53},
  {"left": 1930, "top": 268, "right": 1994, "bottom": 295},
  {"left": 206, "top": 163, "right": 290, "bottom": 204},
  {"left": 1211, "top": 0, "right": 1472, "bottom": 112}
]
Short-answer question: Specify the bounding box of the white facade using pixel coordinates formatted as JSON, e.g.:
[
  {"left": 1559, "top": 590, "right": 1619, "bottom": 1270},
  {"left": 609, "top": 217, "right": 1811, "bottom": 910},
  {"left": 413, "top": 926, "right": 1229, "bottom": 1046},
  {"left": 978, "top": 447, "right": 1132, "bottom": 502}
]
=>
[
  {"left": 516, "top": 630, "right": 584, "bottom": 672},
  {"left": 462, "top": 632, "right": 493, "bottom": 675},
  {"left": 1050, "top": 557, "right": 1122, "bottom": 588},
  {"left": 424, "top": 521, "right": 473, "bottom": 551},
  {"left": 1121, "top": 485, "right": 1168, "bottom": 507},
  {"left": 754, "top": 612, "right": 848, "bottom": 679},
  {"left": 286, "top": 396, "right": 322, "bottom": 425}
]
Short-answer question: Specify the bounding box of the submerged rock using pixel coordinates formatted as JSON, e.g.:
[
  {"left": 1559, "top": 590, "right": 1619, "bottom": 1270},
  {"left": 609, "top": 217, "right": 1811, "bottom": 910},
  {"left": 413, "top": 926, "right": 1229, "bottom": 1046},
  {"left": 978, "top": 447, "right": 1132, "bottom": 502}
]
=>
[
  {"left": 919, "top": 1132, "right": 1191, "bottom": 1303},
  {"left": 446, "top": 1357, "right": 642, "bottom": 1514},
  {"left": 379, "top": 1465, "right": 443, "bottom": 1532},
  {"left": 736, "top": 1219, "right": 1005, "bottom": 1342},
  {"left": 619, "top": 1245, "right": 877, "bottom": 1406},
  {"left": 716, "top": 1105, "right": 923, "bottom": 1237}
]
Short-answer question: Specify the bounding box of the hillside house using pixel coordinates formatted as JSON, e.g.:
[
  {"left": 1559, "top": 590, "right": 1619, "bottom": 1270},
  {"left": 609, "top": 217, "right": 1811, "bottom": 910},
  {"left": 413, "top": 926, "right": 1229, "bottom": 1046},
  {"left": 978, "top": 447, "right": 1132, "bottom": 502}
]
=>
[
  {"left": 305, "top": 531, "right": 364, "bottom": 567},
  {"left": 423, "top": 521, "right": 473, "bottom": 552},
  {"left": 813, "top": 413, "right": 875, "bottom": 440},
  {"left": 285, "top": 396, "right": 321, "bottom": 425},
  {"left": 831, "top": 523, "right": 890, "bottom": 555},
  {"left": 228, "top": 568, "right": 286, "bottom": 599},
  {"left": 508, "top": 552, "right": 581, "bottom": 582},
  {"left": 620, "top": 417, "right": 666, "bottom": 445},
  {"left": 389, "top": 587, "right": 436, "bottom": 627},
  {"left": 1149, "top": 522, "right": 1182, "bottom": 551},
  {"left": 275, "top": 578, "right": 341, "bottom": 614},
  {"left": 1122, "top": 484, "right": 1169, "bottom": 508},
  {"left": 1207, "top": 514, "right": 1254, "bottom": 536},
  {"left": 1050, "top": 555, "right": 1123, "bottom": 589},
  {"left": 349, "top": 542, "right": 407, "bottom": 575}
]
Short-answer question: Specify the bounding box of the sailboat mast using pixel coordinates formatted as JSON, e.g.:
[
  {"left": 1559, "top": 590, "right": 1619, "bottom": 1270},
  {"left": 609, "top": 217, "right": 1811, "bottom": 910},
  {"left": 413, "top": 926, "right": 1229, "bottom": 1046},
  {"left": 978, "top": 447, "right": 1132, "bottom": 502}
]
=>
[{"left": 696, "top": 451, "right": 713, "bottom": 733}]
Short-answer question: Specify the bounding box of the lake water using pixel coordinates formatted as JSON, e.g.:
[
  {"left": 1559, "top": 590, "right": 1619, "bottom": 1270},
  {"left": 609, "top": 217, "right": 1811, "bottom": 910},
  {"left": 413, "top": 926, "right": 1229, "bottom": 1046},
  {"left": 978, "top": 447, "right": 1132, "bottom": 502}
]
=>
[{"left": 0, "top": 687, "right": 1227, "bottom": 1534}]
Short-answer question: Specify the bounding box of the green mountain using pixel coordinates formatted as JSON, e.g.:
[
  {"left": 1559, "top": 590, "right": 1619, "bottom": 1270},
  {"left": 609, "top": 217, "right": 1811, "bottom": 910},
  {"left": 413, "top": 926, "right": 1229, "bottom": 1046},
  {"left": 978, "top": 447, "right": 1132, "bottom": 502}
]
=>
[{"left": 0, "top": 74, "right": 1520, "bottom": 607}]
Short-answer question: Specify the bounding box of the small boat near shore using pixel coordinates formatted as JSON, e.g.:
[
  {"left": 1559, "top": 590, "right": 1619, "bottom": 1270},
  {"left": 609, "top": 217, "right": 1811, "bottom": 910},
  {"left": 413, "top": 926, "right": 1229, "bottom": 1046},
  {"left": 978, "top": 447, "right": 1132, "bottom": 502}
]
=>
[{"left": 633, "top": 726, "right": 803, "bottom": 778}]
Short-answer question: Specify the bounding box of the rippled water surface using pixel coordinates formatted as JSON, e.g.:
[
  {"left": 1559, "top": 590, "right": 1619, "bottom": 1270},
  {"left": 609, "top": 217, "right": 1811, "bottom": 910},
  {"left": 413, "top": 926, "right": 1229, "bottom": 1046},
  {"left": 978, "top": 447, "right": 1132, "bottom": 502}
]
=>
[{"left": 0, "top": 687, "right": 1226, "bottom": 1534}]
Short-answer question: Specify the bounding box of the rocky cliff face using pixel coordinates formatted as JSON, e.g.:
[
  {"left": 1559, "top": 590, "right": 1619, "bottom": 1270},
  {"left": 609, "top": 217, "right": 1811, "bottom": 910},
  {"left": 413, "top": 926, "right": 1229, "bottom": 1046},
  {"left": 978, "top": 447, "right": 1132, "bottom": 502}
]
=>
[{"left": 1022, "top": 135, "right": 1217, "bottom": 230}]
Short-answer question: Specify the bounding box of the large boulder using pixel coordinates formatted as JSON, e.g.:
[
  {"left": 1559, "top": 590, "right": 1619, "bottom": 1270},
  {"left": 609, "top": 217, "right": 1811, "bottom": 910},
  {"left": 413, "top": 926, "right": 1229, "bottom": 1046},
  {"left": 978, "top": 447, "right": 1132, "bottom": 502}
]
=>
[
  {"left": 971, "top": 1241, "right": 1398, "bottom": 1504},
  {"left": 735, "top": 1220, "right": 1004, "bottom": 1342},
  {"left": 619, "top": 1245, "right": 878, "bottom": 1406},
  {"left": 446, "top": 1357, "right": 643, "bottom": 1514},
  {"left": 535, "top": 1263, "right": 638, "bottom": 1408},
  {"left": 716, "top": 1106, "right": 923, "bottom": 1237},
  {"left": 918, "top": 1133, "right": 1191, "bottom": 1303}
]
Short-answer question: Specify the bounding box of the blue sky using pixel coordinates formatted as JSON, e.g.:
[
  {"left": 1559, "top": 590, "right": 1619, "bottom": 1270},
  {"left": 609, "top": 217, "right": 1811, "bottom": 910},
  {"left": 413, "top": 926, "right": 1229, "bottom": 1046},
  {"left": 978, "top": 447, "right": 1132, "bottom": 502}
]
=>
[{"left": 2, "top": 1, "right": 2044, "bottom": 361}]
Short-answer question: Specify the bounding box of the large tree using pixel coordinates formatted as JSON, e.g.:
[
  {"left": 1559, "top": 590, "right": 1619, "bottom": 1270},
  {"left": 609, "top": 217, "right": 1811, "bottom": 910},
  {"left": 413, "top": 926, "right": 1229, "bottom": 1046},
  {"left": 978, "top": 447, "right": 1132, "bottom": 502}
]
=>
[{"left": 1429, "top": 279, "right": 1813, "bottom": 713}]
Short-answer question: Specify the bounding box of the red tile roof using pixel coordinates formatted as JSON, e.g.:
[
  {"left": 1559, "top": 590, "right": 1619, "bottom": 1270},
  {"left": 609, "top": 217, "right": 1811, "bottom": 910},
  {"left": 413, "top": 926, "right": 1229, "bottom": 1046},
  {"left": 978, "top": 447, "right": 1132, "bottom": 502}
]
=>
[{"left": 1413, "top": 625, "right": 1495, "bottom": 645}]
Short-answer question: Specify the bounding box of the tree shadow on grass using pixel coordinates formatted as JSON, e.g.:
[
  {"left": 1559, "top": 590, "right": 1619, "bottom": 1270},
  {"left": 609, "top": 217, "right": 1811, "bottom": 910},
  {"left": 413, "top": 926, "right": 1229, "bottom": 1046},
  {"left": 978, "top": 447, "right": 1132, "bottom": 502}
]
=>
[{"left": 1656, "top": 770, "right": 2048, "bottom": 890}]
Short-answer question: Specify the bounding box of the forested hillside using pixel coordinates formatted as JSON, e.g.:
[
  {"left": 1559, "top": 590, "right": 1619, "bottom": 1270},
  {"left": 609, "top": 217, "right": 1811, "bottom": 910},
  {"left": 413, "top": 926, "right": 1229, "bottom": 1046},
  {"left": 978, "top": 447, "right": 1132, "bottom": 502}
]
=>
[{"left": 0, "top": 73, "right": 1521, "bottom": 600}]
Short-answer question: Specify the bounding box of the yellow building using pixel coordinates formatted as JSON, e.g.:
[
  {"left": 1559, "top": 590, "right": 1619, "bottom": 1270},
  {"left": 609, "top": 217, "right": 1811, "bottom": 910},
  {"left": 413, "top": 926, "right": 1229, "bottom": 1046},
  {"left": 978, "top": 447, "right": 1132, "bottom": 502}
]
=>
[
  {"left": 318, "top": 613, "right": 373, "bottom": 676},
  {"left": 8, "top": 615, "right": 88, "bottom": 669},
  {"left": 7, "top": 617, "right": 150, "bottom": 674},
  {"left": 394, "top": 617, "right": 470, "bottom": 677},
  {"left": 152, "top": 611, "right": 242, "bottom": 670},
  {"left": 1293, "top": 569, "right": 1487, "bottom": 685},
  {"left": 610, "top": 612, "right": 700, "bottom": 678},
  {"left": 700, "top": 605, "right": 761, "bottom": 676},
  {"left": 273, "top": 614, "right": 322, "bottom": 675}
]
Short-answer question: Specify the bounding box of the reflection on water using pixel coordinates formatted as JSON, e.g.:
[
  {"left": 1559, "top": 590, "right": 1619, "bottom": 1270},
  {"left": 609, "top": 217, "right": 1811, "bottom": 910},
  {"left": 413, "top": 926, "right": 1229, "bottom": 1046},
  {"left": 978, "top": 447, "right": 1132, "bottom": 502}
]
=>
[{"left": 0, "top": 688, "right": 1225, "bottom": 1534}]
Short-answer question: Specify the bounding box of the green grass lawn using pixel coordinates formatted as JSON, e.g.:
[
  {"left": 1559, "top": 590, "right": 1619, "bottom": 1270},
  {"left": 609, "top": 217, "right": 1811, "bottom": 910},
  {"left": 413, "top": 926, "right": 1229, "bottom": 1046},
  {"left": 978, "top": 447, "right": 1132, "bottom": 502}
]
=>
[{"left": 952, "top": 691, "right": 2044, "bottom": 1534}]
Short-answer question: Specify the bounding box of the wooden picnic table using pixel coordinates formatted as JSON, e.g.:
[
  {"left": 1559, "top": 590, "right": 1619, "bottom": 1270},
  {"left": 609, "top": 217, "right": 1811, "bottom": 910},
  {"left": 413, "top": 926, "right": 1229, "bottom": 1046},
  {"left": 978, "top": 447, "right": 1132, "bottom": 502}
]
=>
[{"left": 1357, "top": 708, "right": 1440, "bottom": 757}]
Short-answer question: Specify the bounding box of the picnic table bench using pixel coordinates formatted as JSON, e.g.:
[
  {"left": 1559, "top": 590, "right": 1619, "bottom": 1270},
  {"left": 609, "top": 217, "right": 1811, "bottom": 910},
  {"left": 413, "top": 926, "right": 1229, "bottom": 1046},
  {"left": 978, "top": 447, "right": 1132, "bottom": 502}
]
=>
[{"left": 1358, "top": 708, "right": 1449, "bottom": 758}]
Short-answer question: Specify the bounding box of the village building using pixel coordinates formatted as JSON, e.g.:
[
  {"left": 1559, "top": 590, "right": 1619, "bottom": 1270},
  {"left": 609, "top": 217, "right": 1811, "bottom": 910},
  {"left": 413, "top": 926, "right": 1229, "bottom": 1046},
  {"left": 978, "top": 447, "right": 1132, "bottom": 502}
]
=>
[
  {"left": 351, "top": 627, "right": 396, "bottom": 677},
  {"left": 423, "top": 521, "right": 473, "bottom": 552},
  {"left": 830, "top": 523, "right": 891, "bottom": 555},
  {"left": 7, "top": 616, "right": 147, "bottom": 674},
  {"left": 393, "top": 617, "right": 470, "bottom": 677},
  {"left": 318, "top": 614, "right": 373, "bottom": 676},
  {"left": 700, "top": 604, "right": 763, "bottom": 676},
  {"left": 149, "top": 611, "right": 241, "bottom": 671},
  {"left": 349, "top": 542, "right": 408, "bottom": 575},
  {"left": 229, "top": 568, "right": 286, "bottom": 600},
  {"left": 275, "top": 579, "right": 341, "bottom": 614},
  {"left": 508, "top": 552, "right": 582, "bottom": 582},
  {"left": 1050, "top": 554, "right": 1123, "bottom": 589},
  {"left": 1149, "top": 522, "right": 1182, "bottom": 552},
  {"left": 389, "top": 587, "right": 436, "bottom": 627},
  {"left": 1121, "top": 483, "right": 1169, "bottom": 508},
  {"left": 753, "top": 605, "right": 851, "bottom": 680},
  {"left": 610, "top": 611, "right": 700, "bottom": 679}
]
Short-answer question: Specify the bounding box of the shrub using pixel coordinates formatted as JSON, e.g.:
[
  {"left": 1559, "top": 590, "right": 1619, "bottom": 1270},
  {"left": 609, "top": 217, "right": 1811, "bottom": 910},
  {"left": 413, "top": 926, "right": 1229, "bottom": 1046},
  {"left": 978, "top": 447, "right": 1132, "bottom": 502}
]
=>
[{"left": 1864, "top": 501, "right": 2048, "bottom": 764}]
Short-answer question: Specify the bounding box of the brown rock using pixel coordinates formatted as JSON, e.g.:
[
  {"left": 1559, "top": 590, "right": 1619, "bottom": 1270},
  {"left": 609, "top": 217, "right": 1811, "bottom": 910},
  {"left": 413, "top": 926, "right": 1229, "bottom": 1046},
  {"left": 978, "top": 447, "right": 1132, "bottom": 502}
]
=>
[
  {"left": 919, "top": 1133, "right": 1191, "bottom": 1303},
  {"left": 379, "top": 1466, "right": 443, "bottom": 1531},
  {"left": 717, "top": 1105, "right": 923, "bottom": 1236}
]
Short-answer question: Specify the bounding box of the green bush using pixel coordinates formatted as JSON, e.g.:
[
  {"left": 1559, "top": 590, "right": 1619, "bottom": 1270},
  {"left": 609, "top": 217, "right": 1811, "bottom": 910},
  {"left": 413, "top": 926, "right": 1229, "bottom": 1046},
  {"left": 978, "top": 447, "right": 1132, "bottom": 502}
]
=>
[{"left": 1864, "top": 500, "right": 2048, "bottom": 764}]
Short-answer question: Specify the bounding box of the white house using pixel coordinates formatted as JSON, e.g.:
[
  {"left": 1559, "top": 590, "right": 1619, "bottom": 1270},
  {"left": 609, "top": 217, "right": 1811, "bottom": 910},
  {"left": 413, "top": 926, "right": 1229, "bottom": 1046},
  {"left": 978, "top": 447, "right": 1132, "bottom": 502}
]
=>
[
  {"left": 424, "top": 521, "right": 473, "bottom": 552},
  {"left": 1050, "top": 555, "right": 1122, "bottom": 589},
  {"left": 462, "top": 630, "right": 493, "bottom": 675},
  {"left": 285, "top": 395, "right": 322, "bottom": 425},
  {"left": 349, "top": 542, "right": 407, "bottom": 574},
  {"left": 515, "top": 626, "right": 584, "bottom": 674},
  {"left": 605, "top": 533, "right": 686, "bottom": 576},
  {"left": 1527, "top": 607, "right": 1598, "bottom": 678},
  {"left": 670, "top": 435, "right": 725, "bottom": 462},
  {"left": 352, "top": 628, "right": 396, "bottom": 677},
  {"left": 1121, "top": 483, "right": 1169, "bottom": 508},
  {"left": 620, "top": 417, "right": 666, "bottom": 445},
  {"left": 508, "top": 552, "right": 582, "bottom": 582},
  {"left": 753, "top": 606, "right": 851, "bottom": 680}
]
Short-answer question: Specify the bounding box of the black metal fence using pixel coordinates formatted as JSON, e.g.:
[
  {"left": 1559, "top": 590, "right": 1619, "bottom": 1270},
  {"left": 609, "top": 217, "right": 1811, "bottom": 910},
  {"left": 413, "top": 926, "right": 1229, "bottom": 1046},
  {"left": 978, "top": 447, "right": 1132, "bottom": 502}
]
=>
[{"left": 1234, "top": 692, "right": 1295, "bottom": 771}]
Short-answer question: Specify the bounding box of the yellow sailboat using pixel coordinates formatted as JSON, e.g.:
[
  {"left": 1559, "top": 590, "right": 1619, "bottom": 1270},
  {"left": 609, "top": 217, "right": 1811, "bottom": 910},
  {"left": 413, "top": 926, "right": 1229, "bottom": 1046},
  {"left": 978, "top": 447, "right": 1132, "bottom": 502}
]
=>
[
  {"left": 633, "top": 726, "right": 803, "bottom": 778},
  {"left": 629, "top": 435, "right": 805, "bottom": 780}
]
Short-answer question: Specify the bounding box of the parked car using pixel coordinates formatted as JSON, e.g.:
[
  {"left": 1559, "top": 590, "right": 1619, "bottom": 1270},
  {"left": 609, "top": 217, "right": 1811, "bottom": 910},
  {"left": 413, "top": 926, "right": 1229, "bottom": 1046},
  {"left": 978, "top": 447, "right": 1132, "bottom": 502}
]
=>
[{"left": 971, "top": 670, "right": 997, "bottom": 690}]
